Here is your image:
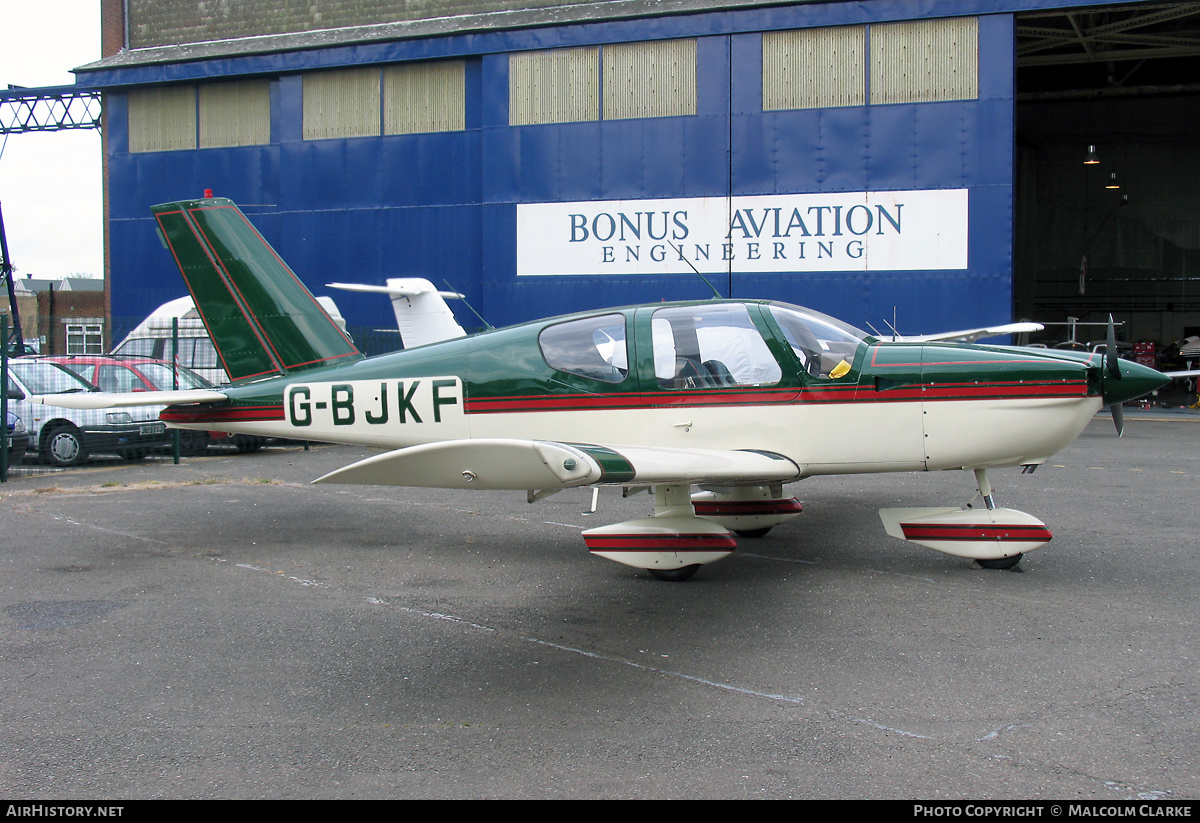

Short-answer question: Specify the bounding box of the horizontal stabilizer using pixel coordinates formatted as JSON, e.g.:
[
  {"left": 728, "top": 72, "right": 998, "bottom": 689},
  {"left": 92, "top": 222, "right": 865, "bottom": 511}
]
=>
[
  {"left": 326, "top": 279, "right": 463, "bottom": 300},
  {"left": 28, "top": 389, "right": 227, "bottom": 409},
  {"left": 313, "top": 440, "right": 802, "bottom": 491}
]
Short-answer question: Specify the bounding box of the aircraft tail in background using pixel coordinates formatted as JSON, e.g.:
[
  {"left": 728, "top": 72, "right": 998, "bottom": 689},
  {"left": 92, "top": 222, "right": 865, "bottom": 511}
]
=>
[
  {"left": 327, "top": 278, "right": 466, "bottom": 349},
  {"left": 151, "top": 195, "right": 363, "bottom": 383}
]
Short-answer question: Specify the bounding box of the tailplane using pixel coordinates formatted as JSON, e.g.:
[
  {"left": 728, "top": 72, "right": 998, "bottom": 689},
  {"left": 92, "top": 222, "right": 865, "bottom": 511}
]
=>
[
  {"left": 151, "top": 195, "right": 363, "bottom": 382},
  {"left": 327, "top": 278, "right": 466, "bottom": 349}
]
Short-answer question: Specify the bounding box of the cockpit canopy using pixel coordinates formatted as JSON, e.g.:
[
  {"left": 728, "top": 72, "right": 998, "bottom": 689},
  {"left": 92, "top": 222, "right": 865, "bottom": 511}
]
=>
[{"left": 536, "top": 301, "right": 870, "bottom": 390}]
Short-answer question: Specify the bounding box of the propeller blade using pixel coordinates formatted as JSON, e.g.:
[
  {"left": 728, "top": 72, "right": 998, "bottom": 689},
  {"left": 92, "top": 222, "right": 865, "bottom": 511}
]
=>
[
  {"left": 1106, "top": 314, "right": 1122, "bottom": 380},
  {"left": 1111, "top": 401, "right": 1125, "bottom": 437}
]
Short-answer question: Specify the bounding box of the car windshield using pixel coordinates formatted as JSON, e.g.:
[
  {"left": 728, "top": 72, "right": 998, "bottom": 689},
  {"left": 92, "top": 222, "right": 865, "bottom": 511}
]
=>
[
  {"left": 137, "top": 362, "right": 214, "bottom": 390},
  {"left": 9, "top": 360, "right": 97, "bottom": 394}
]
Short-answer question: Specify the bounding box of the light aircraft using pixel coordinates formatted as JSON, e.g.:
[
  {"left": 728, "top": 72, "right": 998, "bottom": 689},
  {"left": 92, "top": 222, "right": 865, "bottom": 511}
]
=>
[{"left": 34, "top": 195, "right": 1170, "bottom": 581}]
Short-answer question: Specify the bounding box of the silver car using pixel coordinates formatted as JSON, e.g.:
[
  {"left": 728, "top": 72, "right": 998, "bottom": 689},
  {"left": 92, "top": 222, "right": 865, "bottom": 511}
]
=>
[{"left": 5, "top": 359, "right": 169, "bottom": 466}]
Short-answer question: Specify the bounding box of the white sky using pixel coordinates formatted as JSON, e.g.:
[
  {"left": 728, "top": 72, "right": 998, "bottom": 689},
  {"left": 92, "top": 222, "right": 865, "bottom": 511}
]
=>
[{"left": 0, "top": 1, "right": 103, "bottom": 280}]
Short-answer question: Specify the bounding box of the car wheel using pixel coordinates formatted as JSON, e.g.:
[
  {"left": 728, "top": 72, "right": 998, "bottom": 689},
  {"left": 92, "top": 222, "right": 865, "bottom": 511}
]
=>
[{"left": 42, "top": 424, "right": 87, "bottom": 467}]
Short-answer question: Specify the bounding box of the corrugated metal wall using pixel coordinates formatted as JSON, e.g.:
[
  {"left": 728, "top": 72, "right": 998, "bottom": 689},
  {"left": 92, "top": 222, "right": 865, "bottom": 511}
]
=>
[
  {"left": 302, "top": 68, "right": 381, "bottom": 140},
  {"left": 602, "top": 39, "right": 698, "bottom": 120},
  {"left": 127, "top": 86, "right": 197, "bottom": 152},
  {"left": 199, "top": 80, "right": 272, "bottom": 148},
  {"left": 384, "top": 61, "right": 466, "bottom": 135},
  {"left": 509, "top": 47, "right": 599, "bottom": 125},
  {"left": 870, "top": 18, "right": 979, "bottom": 104},
  {"left": 762, "top": 26, "right": 865, "bottom": 110}
]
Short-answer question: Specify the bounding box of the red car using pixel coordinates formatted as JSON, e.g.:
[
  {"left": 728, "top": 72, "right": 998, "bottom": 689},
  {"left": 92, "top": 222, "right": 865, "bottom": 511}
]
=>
[{"left": 37, "top": 355, "right": 266, "bottom": 454}]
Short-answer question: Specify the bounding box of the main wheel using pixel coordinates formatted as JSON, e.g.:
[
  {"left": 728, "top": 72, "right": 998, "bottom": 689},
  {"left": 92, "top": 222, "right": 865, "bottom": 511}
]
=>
[
  {"left": 42, "top": 424, "right": 87, "bottom": 467},
  {"left": 734, "top": 527, "right": 772, "bottom": 538},
  {"left": 649, "top": 564, "right": 701, "bottom": 582},
  {"left": 977, "top": 554, "right": 1023, "bottom": 570}
]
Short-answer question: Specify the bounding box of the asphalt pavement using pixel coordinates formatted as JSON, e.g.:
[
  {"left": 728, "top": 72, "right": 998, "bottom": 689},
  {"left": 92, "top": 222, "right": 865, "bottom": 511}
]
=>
[{"left": 1, "top": 419, "right": 1197, "bottom": 799}]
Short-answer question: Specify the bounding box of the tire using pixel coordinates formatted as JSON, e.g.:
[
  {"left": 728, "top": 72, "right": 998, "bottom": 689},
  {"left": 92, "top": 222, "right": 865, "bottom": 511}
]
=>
[
  {"left": 734, "top": 527, "right": 772, "bottom": 538},
  {"left": 42, "top": 424, "right": 87, "bottom": 467},
  {"left": 977, "top": 554, "right": 1023, "bottom": 570},
  {"left": 649, "top": 564, "right": 701, "bottom": 582}
]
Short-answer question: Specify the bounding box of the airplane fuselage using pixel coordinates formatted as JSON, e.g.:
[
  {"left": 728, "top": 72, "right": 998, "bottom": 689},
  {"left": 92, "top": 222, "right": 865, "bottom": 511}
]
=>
[{"left": 160, "top": 299, "right": 1144, "bottom": 479}]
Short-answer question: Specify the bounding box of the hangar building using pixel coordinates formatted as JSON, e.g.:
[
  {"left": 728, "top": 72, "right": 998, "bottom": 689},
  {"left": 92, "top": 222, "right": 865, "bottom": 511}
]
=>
[{"left": 77, "top": 0, "right": 1200, "bottom": 358}]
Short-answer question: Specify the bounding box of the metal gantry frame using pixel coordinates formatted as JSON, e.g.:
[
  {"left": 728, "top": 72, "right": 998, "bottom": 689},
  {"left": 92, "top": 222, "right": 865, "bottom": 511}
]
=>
[{"left": 0, "top": 84, "right": 102, "bottom": 134}]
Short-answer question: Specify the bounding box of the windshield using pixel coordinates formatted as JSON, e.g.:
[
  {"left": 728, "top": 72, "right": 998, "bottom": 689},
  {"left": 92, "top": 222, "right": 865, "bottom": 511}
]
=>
[
  {"left": 9, "top": 360, "right": 97, "bottom": 394},
  {"left": 768, "top": 303, "right": 869, "bottom": 379},
  {"left": 137, "top": 362, "right": 214, "bottom": 390}
]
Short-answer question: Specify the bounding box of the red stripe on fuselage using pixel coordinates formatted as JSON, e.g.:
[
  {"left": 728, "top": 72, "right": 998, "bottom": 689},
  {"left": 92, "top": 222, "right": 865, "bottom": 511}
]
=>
[
  {"left": 161, "top": 404, "right": 284, "bottom": 423},
  {"left": 465, "top": 381, "right": 1088, "bottom": 414}
]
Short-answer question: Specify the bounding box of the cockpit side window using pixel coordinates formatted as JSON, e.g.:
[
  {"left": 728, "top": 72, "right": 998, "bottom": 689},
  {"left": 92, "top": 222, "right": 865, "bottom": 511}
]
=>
[
  {"left": 651, "top": 304, "right": 782, "bottom": 389},
  {"left": 768, "top": 303, "right": 868, "bottom": 380},
  {"left": 538, "top": 313, "right": 629, "bottom": 384}
]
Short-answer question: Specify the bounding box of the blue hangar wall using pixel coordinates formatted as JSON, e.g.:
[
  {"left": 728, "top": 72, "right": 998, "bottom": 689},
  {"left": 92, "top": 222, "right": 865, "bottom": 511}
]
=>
[{"left": 91, "top": 3, "right": 1016, "bottom": 346}]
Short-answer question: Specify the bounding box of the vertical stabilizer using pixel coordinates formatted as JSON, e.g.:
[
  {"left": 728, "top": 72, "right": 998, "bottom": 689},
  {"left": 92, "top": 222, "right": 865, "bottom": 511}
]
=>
[{"left": 151, "top": 196, "right": 363, "bottom": 382}]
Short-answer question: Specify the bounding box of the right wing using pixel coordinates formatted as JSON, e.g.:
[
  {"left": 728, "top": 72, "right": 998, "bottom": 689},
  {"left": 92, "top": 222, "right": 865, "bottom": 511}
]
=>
[
  {"left": 897, "top": 322, "right": 1044, "bottom": 343},
  {"left": 27, "top": 390, "right": 228, "bottom": 409},
  {"left": 313, "top": 439, "right": 801, "bottom": 490}
]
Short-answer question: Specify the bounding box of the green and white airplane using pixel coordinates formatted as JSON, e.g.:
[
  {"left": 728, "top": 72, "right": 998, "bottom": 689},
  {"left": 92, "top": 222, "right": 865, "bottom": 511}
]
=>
[{"left": 35, "top": 195, "right": 1170, "bottom": 581}]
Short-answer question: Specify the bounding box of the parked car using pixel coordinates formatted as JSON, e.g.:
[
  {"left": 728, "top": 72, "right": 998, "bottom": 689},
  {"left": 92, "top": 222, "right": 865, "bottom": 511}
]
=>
[
  {"left": 112, "top": 294, "right": 348, "bottom": 385},
  {"left": 41, "top": 354, "right": 265, "bottom": 454},
  {"left": 5, "top": 358, "right": 170, "bottom": 466},
  {"left": 4, "top": 410, "right": 30, "bottom": 458}
]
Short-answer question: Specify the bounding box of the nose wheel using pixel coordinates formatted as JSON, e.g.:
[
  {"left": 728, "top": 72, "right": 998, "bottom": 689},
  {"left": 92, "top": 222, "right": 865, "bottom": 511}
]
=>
[{"left": 878, "top": 468, "right": 1050, "bottom": 567}]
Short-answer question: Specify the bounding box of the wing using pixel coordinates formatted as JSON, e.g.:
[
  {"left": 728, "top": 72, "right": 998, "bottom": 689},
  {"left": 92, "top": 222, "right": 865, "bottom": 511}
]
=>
[
  {"left": 312, "top": 439, "right": 801, "bottom": 490},
  {"left": 27, "top": 390, "right": 228, "bottom": 409},
  {"left": 899, "top": 322, "right": 1044, "bottom": 343}
]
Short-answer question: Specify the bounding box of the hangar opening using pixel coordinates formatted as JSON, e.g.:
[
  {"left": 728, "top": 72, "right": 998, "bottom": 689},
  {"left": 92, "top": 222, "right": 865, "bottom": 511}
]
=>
[{"left": 1014, "top": 1, "right": 1200, "bottom": 384}]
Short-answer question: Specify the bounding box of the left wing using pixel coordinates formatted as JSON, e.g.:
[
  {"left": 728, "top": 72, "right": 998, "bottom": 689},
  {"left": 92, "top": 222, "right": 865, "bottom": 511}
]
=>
[
  {"left": 313, "top": 439, "right": 801, "bottom": 490},
  {"left": 27, "top": 390, "right": 228, "bottom": 409}
]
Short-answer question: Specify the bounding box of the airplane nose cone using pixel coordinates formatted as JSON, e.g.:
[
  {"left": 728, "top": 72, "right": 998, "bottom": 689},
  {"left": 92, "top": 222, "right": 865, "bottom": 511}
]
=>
[{"left": 1102, "top": 359, "right": 1171, "bottom": 407}]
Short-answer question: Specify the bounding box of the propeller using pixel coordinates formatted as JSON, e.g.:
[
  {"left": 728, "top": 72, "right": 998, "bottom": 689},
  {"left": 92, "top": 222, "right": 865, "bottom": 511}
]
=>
[
  {"left": 1105, "top": 314, "right": 1122, "bottom": 382},
  {"left": 1105, "top": 315, "right": 1124, "bottom": 436}
]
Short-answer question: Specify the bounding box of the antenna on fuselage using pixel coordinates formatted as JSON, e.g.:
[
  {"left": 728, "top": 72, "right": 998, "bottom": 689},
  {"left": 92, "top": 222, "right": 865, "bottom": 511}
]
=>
[
  {"left": 877, "top": 308, "right": 900, "bottom": 342},
  {"left": 668, "top": 241, "right": 723, "bottom": 299},
  {"left": 444, "top": 280, "right": 494, "bottom": 332}
]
